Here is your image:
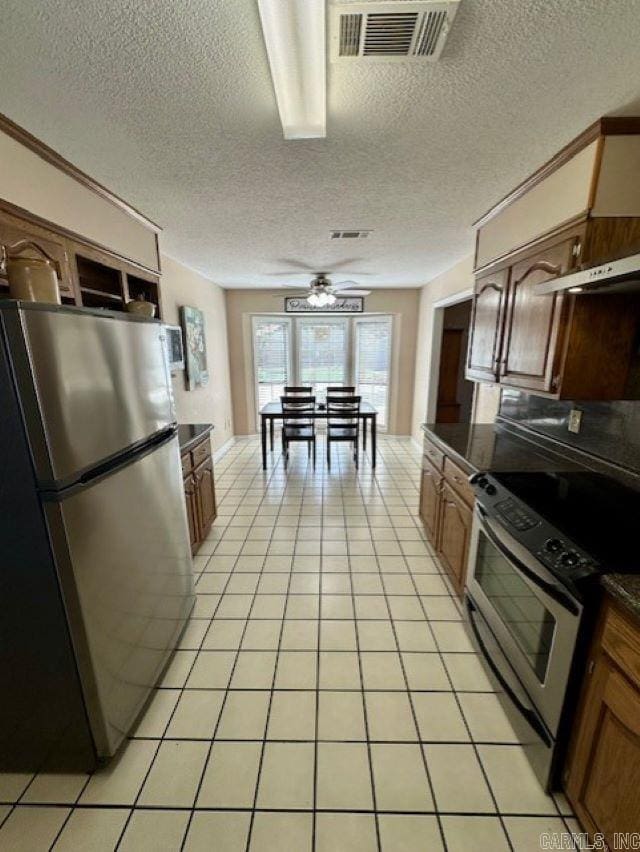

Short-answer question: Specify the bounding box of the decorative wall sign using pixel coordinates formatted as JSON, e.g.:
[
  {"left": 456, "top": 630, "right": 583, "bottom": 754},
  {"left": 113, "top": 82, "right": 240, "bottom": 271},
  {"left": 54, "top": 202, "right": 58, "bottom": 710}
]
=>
[
  {"left": 181, "top": 305, "right": 209, "bottom": 390},
  {"left": 284, "top": 296, "right": 364, "bottom": 313}
]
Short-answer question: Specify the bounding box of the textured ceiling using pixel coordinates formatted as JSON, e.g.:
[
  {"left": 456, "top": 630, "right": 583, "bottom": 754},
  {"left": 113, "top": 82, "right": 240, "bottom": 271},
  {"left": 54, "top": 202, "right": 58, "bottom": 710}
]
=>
[{"left": 1, "top": 0, "right": 640, "bottom": 288}]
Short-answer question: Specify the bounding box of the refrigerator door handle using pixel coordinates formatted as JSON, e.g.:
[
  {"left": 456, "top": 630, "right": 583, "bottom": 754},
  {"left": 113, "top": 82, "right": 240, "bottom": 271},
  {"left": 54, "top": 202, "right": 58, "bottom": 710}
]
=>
[{"left": 41, "top": 427, "right": 177, "bottom": 500}]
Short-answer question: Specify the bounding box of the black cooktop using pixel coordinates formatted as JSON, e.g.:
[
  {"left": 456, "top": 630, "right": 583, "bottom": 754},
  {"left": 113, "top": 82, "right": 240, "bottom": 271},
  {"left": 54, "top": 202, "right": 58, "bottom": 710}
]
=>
[{"left": 491, "top": 471, "right": 640, "bottom": 573}]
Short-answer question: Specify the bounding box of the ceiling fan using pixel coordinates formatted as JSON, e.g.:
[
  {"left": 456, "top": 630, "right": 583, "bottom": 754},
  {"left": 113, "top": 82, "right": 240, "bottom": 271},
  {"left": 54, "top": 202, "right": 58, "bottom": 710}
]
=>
[{"left": 274, "top": 272, "right": 371, "bottom": 307}]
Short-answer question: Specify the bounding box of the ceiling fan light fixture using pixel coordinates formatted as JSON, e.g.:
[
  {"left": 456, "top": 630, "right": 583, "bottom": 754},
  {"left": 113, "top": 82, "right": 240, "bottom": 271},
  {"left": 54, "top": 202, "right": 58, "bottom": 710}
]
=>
[
  {"left": 257, "top": 0, "right": 326, "bottom": 140},
  {"left": 307, "top": 293, "right": 321, "bottom": 306},
  {"left": 326, "top": 293, "right": 337, "bottom": 305}
]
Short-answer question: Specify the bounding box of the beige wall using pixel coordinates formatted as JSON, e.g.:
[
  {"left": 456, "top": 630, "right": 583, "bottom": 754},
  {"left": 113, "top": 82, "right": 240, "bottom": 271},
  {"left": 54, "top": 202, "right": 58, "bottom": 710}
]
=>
[
  {"left": 225, "top": 289, "right": 421, "bottom": 435},
  {"left": 410, "top": 255, "right": 501, "bottom": 443},
  {"left": 160, "top": 254, "right": 234, "bottom": 453}
]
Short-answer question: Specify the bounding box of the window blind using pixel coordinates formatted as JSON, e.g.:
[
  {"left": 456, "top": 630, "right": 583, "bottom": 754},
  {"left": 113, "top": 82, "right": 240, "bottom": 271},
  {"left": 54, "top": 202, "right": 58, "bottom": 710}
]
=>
[
  {"left": 298, "top": 319, "right": 348, "bottom": 397},
  {"left": 355, "top": 318, "right": 392, "bottom": 428},
  {"left": 253, "top": 319, "right": 291, "bottom": 412}
]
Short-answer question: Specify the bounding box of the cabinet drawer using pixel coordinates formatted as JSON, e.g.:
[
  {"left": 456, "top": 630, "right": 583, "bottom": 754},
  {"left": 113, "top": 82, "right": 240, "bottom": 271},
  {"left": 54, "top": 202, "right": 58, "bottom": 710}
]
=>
[
  {"left": 192, "top": 438, "right": 211, "bottom": 468},
  {"left": 181, "top": 452, "right": 192, "bottom": 476},
  {"left": 423, "top": 436, "right": 444, "bottom": 471},
  {"left": 602, "top": 602, "right": 640, "bottom": 690},
  {"left": 443, "top": 457, "right": 474, "bottom": 506}
]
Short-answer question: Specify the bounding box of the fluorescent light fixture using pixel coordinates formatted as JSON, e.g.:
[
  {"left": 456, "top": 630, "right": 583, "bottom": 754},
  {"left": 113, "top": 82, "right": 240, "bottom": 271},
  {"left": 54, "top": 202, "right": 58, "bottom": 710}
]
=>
[
  {"left": 257, "top": 0, "right": 326, "bottom": 140},
  {"left": 568, "top": 287, "right": 584, "bottom": 293}
]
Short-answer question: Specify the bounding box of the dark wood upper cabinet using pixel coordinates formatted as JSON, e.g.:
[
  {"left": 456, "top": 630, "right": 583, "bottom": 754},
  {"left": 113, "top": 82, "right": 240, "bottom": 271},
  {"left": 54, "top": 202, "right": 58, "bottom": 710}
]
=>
[
  {"left": 465, "top": 225, "right": 640, "bottom": 399},
  {"left": 0, "top": 207, "right": 75, "bottom": 299},
  {"left": 499, "top": 236, "right": 575, "bottom": 393},
  {"left": 466, "top": 268, "right": 508, "bottom": 383}
]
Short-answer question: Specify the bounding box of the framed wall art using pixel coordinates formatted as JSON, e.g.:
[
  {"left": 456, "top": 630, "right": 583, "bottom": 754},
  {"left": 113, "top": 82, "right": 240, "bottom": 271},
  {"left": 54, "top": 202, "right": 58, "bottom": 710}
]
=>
[{"left": 180, "top": 305, "right": 209, "bottom": 390}]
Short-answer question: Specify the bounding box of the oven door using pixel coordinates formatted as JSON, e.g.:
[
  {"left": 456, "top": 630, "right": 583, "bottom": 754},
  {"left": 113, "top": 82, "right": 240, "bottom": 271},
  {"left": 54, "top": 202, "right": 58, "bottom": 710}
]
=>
[{"left": 466, "top": 505, "right": 583, "bottom": 737}]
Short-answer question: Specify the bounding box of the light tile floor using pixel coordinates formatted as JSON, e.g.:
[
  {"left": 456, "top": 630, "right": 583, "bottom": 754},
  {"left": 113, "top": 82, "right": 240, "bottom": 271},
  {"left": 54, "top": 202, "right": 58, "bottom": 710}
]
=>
[{"left": 0, "top": 435, "right": 579, "bottom": 851}]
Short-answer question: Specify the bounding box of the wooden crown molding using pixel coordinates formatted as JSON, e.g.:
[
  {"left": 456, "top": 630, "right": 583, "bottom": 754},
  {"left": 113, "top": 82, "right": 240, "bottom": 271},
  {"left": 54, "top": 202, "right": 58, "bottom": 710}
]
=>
[
  {"left": 473, "top": 116, "right": 640, "bottom": 230},
  {"left": 0, "top": 112, "right": 162, "bottom": 233}
]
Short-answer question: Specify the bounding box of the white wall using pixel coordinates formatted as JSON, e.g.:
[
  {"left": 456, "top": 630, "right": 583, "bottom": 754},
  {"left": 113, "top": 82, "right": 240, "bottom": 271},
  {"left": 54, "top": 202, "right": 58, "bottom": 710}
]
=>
[
  {"left": 160, "top": 254, "right": 234, "bottom": 453},
  {"left": 410, "top": 255, "right": 500, "bottom": 442}
]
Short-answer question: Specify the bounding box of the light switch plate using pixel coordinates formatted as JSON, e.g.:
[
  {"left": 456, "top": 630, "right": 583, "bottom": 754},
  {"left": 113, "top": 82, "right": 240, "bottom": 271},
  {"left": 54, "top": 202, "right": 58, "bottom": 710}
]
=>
[{"left": 568, "top": 409, "right": 582, "bottom": 434}]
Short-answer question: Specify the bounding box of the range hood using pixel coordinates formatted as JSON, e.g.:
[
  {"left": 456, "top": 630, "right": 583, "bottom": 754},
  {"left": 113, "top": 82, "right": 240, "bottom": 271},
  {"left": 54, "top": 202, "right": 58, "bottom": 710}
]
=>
[{"left": 535, "top": 250, "right": 640, "bottom": 296}]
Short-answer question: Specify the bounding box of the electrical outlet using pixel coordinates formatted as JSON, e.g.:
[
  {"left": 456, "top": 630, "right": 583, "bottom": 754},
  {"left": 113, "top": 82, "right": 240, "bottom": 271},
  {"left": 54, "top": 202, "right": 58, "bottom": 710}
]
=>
[{"left": 568, "top": 409, "right": 582, "bottom": 434}]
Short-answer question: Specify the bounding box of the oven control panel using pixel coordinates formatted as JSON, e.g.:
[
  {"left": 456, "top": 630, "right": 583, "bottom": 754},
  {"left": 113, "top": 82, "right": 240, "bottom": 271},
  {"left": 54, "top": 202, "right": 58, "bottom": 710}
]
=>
[
  {"left": 494, "top": 498, "right": 539, "bottom": 532},
  {"left": 471, "top": 471, "right": 600, "bottom": 585}
]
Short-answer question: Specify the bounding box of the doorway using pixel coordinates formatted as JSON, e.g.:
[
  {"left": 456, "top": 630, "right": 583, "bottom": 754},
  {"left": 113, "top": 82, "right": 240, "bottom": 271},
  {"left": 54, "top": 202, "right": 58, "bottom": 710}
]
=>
[{"left": 435, "top": 300, "right": 474, "bottom": 424}]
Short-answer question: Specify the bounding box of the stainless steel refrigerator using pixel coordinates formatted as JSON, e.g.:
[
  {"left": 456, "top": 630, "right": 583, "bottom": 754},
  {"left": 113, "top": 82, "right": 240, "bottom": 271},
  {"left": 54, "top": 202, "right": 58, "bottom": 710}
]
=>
[{"left": 0, "top": 301, "right": 194, "bottom": 771}]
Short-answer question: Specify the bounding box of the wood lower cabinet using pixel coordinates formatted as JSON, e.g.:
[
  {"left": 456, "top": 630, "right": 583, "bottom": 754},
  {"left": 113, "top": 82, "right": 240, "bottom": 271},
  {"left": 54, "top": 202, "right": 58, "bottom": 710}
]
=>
[
  {"left": 181, "top": 434, "right": 217, "bottom": 556},
  {"left": 194, "top": 457, "right": 216, "bottom": 540},
  {"left": 420, "top": 456, "right": 442, "bottom": 543},
  {"left": 418, "top": 435, "right": 474, "bottom": 595},
  {"left": 564, "top": 599, "right": 640, "bottom": 839},
  {"left": 438, "top": 481, "right": 473, "bottom": 592},
  {"left": 183, "top": 474, "right": 201, "bottom": 554}
]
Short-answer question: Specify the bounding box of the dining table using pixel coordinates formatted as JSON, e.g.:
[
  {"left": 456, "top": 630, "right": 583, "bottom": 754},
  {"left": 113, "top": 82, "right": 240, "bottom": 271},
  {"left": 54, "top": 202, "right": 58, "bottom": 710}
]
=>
[{"left": 259, "top": 401, "right": 378, "bottom": 470}]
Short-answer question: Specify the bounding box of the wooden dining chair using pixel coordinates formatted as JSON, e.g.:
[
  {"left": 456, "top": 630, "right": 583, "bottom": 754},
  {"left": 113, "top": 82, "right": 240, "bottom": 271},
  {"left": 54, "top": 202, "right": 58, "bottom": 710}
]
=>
[
  {"left": 326, "top": 386, "right": 356, "bottom": 394},
  {"left": 326, "top": 394, "right": 361, "bottom": 468},
  {"left": 280, "top": 394, "right": 316, "bottom": 466},
  {"left": 284, "top": 386, "right": 312, "bottom": 395}
]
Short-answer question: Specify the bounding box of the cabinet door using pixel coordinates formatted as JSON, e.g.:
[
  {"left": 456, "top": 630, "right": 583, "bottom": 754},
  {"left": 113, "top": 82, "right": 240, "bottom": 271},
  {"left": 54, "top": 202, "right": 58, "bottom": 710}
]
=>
[
  {"left": 0, "top": 207, "right": 75, "bottom": 296},
  {"left": 438, "top": 482, "right": 472, "bottom": 594},
  {"left": 183, "top": 474, "right": 200, "bottom": 555},
  {"left": 566, "top": 655, "right": 640, "bottom": 839},
  {"left": 195, "top": 457, "right": 216, "bottom": 540},
  {"left": 499, "top": 237, "right": 578, "bottom": 393},
  {"left": 466, "top": 269, "right": 508, "bottom": 382},
  {"left": 419, "top": 457, "right": 442, "bottom": 545}
]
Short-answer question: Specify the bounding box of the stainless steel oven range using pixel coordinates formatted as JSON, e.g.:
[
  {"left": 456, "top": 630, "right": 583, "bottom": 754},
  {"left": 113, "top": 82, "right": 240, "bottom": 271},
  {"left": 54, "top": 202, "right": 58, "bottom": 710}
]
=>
[{"left": 465, "top": 469, "right": 640, "bottom": 790}]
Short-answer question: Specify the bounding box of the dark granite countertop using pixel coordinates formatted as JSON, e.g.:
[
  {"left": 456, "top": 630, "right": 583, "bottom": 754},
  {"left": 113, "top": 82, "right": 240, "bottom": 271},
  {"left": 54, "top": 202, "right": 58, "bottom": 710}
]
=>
[
  {"left": 420, "top": 422, "right": 583, "bottom": 475},
  {"left": 602, "top": 575, "right": 640, "bottom": 621},
  {"left": 178, "top": 423, "right": 213, "bottom": 453},
  {"left": 422, "top": 422, "right": 640, "bottom": 621}
]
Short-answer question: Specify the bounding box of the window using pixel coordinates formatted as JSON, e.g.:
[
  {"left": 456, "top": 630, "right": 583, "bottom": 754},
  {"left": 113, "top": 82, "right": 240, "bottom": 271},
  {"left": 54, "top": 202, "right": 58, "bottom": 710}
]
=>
[
  {"left": 252, "top": 317, "right": 292, "bottom": 412},
  {"left": 355, "top": 316, "right": 392, "bottom": 429},
  {"left": 252, "top": 314, "right": 393, "bottom": 428},
  {"left": 297, "top": 317, "right": 349, "bottom": 398}
]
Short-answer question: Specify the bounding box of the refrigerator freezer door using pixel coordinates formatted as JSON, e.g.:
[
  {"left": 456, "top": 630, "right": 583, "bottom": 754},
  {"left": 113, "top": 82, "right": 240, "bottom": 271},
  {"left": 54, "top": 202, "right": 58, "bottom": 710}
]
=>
[
  {"left": 45, "top": 433, "right": 194, "bottom": 757},
  {"left": 11, "top": 307, "right": 175, "bottom": 484}
]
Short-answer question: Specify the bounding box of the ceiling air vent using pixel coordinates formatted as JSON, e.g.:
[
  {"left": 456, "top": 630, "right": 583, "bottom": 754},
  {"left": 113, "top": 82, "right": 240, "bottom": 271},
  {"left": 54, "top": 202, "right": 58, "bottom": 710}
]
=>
[
  {"left": 331, "top": 1, "right": 460, "bottom": 62},
  {"left": 330, "top": 230, "right": 372, "bottom": 240}
]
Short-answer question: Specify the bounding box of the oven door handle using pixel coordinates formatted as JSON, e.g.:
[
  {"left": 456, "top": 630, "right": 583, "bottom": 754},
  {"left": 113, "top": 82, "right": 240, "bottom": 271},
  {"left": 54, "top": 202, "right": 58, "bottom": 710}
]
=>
[
  {"left": 466, "top": 597, "right": 552, "bottom": 747},
  {"left": 476, "top": 506, "right": 580, "bottom": 616}
]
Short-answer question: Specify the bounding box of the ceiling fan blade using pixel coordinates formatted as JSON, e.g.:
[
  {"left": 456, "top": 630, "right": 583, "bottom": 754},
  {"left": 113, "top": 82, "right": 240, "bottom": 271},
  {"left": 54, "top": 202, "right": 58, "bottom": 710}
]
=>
[
  {"left": 264, "top": 270, "right": 374, "bottom": 277},
  {"left": 334, "top": 288, "right": 371, "bottom": 296},
  {"left": 279, "top": 282, "right": 311, "bottom": 288},
  {"left": 271, "top": 292, "right": 308, "bottom": 297},
  {"left": 264, "top": 271, "right": 315, "bottom": 277}
]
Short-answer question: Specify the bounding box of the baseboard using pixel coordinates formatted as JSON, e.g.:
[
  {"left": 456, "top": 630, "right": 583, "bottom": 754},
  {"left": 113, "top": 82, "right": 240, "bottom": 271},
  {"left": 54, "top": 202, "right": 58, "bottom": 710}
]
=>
[
  {"left": 411, "top": 437, "right": 422, "bottom": 453},
  {"left": 213, "top": 436, "right": 236, "bottom": 461}
]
